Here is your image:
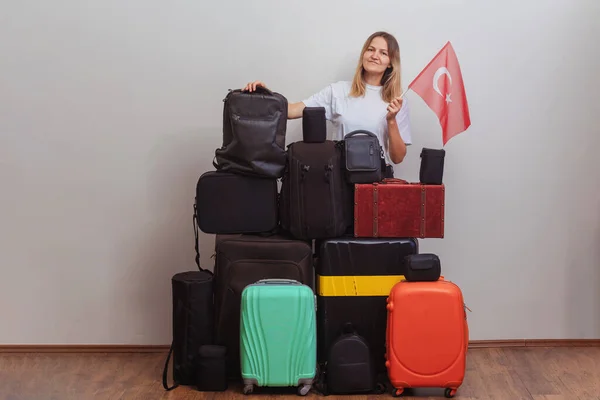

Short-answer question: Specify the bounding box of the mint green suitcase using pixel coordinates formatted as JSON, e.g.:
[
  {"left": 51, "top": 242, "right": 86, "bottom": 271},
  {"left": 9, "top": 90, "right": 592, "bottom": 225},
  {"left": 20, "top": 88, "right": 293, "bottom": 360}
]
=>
[{"left": 240, "top": 279, "right": 317, "bottom": 396}]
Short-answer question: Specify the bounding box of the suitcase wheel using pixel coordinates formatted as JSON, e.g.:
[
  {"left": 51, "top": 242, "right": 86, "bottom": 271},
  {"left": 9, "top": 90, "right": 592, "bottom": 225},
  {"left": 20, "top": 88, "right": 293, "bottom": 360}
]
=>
[
  {"left": 297, "top": 384, "right": 311, "bottom": 396},
  {"left": 445, "top": 388, "right": 457, "bottom": 398},
  {"left": 374, "top": 382, "right": 387, "bottom": 394},
  {"left": 392, "top": 388, "right": 404, "bottom": 397},
  {"left": 243, "top": 384, "right": 254, "bottom": 395}
]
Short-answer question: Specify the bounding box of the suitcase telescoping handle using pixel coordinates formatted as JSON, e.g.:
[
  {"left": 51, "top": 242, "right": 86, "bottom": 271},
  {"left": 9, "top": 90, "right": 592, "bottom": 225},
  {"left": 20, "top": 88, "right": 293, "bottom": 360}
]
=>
[{"left": 254, "top": 278, "right": 301, "bottom": 285}]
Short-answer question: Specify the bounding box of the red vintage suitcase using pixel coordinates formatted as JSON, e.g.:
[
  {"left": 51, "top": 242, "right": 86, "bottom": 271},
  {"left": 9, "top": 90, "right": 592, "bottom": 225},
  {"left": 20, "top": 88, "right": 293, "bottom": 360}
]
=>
[
  {"left": 354, "top": 179, "right": 444, "bottom": 238},
  {"left": 385, "top": 277, "right": 469, "bottom": 398}
]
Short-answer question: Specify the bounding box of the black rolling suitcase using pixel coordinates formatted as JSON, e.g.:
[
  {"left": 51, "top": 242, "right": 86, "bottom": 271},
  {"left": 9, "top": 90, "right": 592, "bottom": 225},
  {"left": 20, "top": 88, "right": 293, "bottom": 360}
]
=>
[
  {"left": 314, "top": 237, "right": 418, "bottom": 374},
  {"left": 212, "top": 233, "right": 314, "bottom": 378},
  {"left": 195, "top": 170, "right": 278, "bottom": 234}
]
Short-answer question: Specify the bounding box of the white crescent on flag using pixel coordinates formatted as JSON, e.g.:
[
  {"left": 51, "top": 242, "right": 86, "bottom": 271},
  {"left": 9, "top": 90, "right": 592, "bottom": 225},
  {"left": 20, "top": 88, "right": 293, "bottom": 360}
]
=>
[{"left": 433, "top": 67, "right": 452, "bottom": 97}]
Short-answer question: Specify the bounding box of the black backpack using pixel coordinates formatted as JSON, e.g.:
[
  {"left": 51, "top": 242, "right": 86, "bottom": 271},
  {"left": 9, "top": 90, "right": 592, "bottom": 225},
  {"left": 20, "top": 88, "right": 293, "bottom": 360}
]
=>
[
  {"left": 319, "top": 323, "right": 386, "bottom": 395},
  {"left": 279, "top": 140, "right": 352, "bottom": 240},
  {"left": 213, "top": 88, "right": 288, "bottom": 179}
]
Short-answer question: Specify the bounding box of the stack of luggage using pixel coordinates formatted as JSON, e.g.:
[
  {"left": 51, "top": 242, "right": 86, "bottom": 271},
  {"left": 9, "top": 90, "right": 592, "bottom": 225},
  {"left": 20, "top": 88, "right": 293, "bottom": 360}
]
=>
[{"left": 162, "top": 87, "right": 469, "bottom": 398}]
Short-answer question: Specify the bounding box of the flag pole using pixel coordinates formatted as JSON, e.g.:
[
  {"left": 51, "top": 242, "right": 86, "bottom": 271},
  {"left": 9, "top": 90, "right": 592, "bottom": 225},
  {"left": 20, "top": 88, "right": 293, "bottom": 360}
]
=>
[{"left": 399, "top": 87, "right": 409, "bottom": 99}]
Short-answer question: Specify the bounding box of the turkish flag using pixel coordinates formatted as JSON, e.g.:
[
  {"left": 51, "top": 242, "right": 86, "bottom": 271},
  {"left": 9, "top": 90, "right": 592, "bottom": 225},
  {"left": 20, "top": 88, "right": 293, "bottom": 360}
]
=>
[{"left": 408, "top": 41, "right": 471, "bottom": 145}]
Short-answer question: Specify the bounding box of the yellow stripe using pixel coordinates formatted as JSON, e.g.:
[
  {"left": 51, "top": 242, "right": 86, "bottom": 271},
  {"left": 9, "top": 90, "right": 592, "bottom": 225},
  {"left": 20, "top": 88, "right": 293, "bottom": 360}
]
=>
[{"left": 317, "top": 274, "right": 405, "bottom": 296}]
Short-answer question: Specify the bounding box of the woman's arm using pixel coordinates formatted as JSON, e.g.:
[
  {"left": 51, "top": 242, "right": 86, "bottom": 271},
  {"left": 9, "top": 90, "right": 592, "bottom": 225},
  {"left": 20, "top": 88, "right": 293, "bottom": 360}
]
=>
[
  {"left": 387, "top": 118, "right": 407, "bottom": 164},
  {"left": 386, "top": 96, "right": 408, "bottom": 164},
  {"left": 288, "top": 102, "right": 305, "bottom": 119}
]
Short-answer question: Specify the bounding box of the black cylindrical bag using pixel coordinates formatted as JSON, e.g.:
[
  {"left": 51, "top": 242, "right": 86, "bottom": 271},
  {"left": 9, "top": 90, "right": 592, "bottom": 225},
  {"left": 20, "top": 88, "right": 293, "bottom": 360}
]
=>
[
  {"left": 162, "top": 269, "right": 214, "bottom": 390},
  {"left": 302, "top": 107, "right": 327, "bottom": 143},
  {"left": 419, "top": 147, "right": 445, "bottom": 185},
  {"left": 196, "top": 345, "right": 228, "bottom": 391}
]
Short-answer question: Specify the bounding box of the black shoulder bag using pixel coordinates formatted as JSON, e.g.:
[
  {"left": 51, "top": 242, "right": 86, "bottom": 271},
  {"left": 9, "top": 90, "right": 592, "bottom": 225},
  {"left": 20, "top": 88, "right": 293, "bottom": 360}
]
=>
[{"left": 343, "top": 130, "right": 384, "bottom": 184}]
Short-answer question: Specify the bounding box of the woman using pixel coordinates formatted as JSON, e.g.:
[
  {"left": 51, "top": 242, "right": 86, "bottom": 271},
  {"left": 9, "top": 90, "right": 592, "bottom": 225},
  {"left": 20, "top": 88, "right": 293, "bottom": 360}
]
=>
[{"left": 244, "top": 31, "right": 411, "bottom": 176}]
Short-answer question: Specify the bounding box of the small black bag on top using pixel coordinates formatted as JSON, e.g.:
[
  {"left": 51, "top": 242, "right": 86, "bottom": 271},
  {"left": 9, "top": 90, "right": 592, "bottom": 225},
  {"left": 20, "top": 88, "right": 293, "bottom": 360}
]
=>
[
  {"left": 404, "top": 253, "right": 441, "bottom": 282},
  {"left": 196, "top": 345, "right": 228, "bottom": 392},
  {"left": 343, "top": 130, "right": 384, "bottom": 184},
  {"left": 162, "top": 269, "right": 214, "bottom": 391},
  {"left": 302, "top": 107, "right": 327, "bottom": 143},
  {"left": 419, "top": 147, "right": 446, "bottom": 185}
]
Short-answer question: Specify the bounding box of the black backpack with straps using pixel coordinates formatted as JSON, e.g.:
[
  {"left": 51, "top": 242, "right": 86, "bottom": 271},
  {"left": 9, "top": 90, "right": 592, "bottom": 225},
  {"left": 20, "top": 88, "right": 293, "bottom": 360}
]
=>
[
  {"left": 316, "top": 323, "right": 386, "bottom": 395},
  {"left": 213, "top": 87, "right": 288, "bottom": 179},
  {"left": 279, "top": 140, "right": 352, "bottom": 240}
]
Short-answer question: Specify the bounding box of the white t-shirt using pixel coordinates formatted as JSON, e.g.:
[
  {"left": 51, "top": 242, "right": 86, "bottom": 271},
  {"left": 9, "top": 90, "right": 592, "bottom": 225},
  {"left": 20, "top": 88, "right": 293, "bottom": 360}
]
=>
[{"left": 302, "top": 81, "right": 412, "bottom": 165}]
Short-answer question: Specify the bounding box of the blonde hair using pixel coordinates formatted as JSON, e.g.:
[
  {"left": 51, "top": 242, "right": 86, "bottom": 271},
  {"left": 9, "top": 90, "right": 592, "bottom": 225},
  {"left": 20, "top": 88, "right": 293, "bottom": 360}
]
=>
[{"left": 350, "top": 31, "right": 402, "bottom": 103}]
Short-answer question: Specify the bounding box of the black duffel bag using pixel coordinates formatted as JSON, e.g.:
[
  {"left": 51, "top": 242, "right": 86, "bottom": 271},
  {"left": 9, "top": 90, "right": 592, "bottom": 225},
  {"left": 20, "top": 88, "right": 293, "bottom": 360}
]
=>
[{"left": 214, "top": 87, "right": 288, "bottom": 179}]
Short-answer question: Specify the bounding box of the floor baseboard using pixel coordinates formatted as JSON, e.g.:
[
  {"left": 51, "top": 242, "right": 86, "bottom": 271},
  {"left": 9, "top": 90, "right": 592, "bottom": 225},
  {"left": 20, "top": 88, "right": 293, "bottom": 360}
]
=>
[
  {"left": 0, "top": 339, "right": 599, "bottom": 353},
  {"left": 468, "top": 339, "right": 600, "bottom": 348},
  {"left": 0, "top": 345, "right": 171, "bottom": 353}
]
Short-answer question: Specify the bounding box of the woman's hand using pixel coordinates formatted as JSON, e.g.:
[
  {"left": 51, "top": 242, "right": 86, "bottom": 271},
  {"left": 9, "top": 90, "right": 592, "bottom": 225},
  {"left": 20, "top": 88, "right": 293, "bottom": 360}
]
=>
[
  {"left": 243, "top": 81, "right": 267, "bottom": 92},
  {"left": 386, "top": 96, "right": 404, "bottom": 121}
]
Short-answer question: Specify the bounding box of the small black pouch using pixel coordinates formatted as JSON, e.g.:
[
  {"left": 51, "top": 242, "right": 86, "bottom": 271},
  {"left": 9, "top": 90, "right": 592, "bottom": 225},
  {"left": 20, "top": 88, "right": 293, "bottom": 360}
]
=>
[
  {"left": 196, "top": 345, "right": 228, "bottom": 392},
  {"left": 419, "top": 147, "right": 445, "bottom": 185},
  {"left": 302, "top": 107, "right": 327, "bottom": 143},
  {"left": 404, "top": 253, "right": 441, "bottom": 282},
  {"left": 322, "top": 323, "right": 383, "bottom": 395},
  {"left": 343, "top": 130, "right": 383, "bottom": 184}
]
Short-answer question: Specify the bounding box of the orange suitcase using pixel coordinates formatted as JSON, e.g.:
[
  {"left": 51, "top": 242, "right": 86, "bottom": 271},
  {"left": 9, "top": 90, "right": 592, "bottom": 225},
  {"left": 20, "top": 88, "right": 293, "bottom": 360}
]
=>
[{"left": 385, "top": 277, "right": 469, "bottom": 398}]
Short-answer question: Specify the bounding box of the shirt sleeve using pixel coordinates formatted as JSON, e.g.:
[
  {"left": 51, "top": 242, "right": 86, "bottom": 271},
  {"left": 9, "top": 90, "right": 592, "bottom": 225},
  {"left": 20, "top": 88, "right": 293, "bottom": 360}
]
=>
[
  {"left": 395, "top": 96, "right": 412, "bottom": 145},
  {"left": 302, "top": 84, "right": 334, "bottom": 120}
]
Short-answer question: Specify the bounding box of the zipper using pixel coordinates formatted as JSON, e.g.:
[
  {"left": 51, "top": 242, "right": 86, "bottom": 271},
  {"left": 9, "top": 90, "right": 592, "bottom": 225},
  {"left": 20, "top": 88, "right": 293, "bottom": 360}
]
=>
[
  {"left": 325, "top": 161, "right": 336, "bottom": 234},
  {"left": 289, "top": 147, "right": 300, "bottom": 236},
  {"left": 299, "top": 163, "right": 309, "bottom": 238},
  {"left": 230, "top": 113, "right": 279, "bottom": 122}
]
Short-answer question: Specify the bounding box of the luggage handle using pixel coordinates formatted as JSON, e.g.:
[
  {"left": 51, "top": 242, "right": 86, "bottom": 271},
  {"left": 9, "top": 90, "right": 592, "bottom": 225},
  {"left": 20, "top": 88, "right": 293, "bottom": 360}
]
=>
[
  {"left": 254, "top": 278, "right": 301, "bottom": 285},
  {"left": 381, "top": 178, "right": 408, "bottom": 184},
  {"left": 239, "top": 86, "right": 274, "bottom": 96},
  {"left": 345, "top": 130, "right": 378, "bottom": 139}
]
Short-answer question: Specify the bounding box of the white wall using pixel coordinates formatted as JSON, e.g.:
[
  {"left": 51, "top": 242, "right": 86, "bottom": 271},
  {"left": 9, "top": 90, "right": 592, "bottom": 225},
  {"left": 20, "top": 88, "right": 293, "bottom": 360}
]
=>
[{"left": 1, "top": 0, "right": 599, "bottom": 344}]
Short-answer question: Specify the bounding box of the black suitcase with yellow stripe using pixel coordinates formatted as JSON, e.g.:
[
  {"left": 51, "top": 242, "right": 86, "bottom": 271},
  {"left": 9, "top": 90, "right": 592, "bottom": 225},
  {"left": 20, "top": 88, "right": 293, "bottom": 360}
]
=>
[{"left": 315, "top": 237, "right": 418, "bottom": 374}]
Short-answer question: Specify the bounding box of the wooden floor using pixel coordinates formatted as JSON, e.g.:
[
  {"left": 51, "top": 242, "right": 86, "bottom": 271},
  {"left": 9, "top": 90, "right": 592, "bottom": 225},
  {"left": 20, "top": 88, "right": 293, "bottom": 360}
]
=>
[{"left": 1, "top": 347, "right": 599, "bottom": 400}]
